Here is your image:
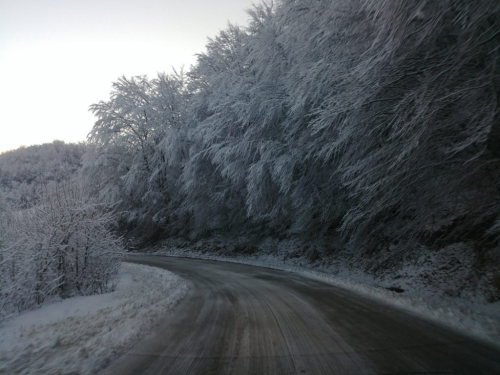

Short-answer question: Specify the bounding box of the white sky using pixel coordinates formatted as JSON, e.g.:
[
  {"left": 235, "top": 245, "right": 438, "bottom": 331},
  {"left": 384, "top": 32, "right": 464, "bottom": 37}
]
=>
[{"left": 0, "top": 0, "right": 255, "bottom": 153}]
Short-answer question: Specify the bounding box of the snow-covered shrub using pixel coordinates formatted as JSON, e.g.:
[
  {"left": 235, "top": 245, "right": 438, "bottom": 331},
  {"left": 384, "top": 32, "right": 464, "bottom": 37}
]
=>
[{"left": 0, "top": 181, "right": 124, "bottom": 319}]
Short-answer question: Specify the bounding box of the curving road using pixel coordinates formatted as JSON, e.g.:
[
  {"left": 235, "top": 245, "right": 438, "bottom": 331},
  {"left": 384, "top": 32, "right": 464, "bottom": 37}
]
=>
[{"left": 103, "top": 255, "right": 500, "bottom": 375}]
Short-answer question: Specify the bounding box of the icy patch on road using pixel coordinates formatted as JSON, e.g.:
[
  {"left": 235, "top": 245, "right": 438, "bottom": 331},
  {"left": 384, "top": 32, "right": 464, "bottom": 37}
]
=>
[{"left": 0, "top": 262, "right": 189, "bottom": 375}]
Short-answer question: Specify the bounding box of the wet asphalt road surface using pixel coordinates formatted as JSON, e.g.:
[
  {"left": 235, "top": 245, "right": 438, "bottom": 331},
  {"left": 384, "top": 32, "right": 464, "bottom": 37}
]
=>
[{"left": 102, "top": 255, "right": 500, "bottom": 375}]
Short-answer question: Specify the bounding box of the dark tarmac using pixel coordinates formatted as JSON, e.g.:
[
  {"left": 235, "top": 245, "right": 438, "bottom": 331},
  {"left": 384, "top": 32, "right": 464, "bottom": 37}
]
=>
[{"left": 102, "top": 255, "right": 500, "bottom": 375}]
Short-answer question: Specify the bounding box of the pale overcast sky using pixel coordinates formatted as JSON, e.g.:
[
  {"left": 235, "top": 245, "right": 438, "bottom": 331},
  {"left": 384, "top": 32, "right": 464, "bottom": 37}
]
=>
[{"left": 0, "top": 0, "right": 255, "bottom": 153}]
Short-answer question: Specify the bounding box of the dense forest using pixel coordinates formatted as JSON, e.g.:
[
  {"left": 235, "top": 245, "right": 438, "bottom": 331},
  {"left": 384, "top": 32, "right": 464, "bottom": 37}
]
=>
[
  {"left": 1, "top": 0, "right": 500, "bottom": 314},
  {"left": 86, "top": 0, "right": 500, "bottom": 251}
]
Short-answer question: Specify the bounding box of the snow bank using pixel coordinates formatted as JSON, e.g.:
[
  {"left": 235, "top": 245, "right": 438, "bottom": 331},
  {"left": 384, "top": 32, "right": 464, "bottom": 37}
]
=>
[
  {"left": 0, "top": 262, "right": 189, "bottom": 375},
  {"left": 149, "top": 242, "right": 500, "bottom": 349}
]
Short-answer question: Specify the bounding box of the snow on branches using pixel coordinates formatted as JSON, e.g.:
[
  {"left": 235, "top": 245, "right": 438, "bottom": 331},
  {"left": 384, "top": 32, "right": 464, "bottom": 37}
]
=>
[
  {"left": 85, "top": 0, "right": 500, "bottom": 250},
  {"left": 0, "top": 181, "right": 124, "bottom": 319}
]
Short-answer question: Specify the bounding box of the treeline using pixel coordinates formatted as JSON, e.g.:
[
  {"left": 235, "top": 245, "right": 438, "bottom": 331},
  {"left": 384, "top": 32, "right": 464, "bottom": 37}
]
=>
[
  {"left": 85, "top": 0, "right": 500, "bottom": 252},
  {"left": 0, "top": 141, "right": 86, "bottom": 208}
]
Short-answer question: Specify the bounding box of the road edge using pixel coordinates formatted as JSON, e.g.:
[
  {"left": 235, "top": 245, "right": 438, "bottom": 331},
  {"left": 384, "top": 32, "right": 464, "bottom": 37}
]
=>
[{"left": 127, "top": 252, "right": 500, "bottom": 350}]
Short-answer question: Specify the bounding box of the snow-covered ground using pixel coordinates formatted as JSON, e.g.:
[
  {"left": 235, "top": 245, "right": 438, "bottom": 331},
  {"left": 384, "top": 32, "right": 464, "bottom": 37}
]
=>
[
  {"left": 147, "top": 237, "right": 500, "bottom": 348},
  {"left": 0, "top": 262, "right": 189, "bottom": 375}
]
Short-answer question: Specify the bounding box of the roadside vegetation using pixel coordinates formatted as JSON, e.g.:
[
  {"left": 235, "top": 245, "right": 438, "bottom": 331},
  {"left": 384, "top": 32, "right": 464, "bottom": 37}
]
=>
[
  {"left": 1, "top": 0, "right": 499, "bottom": 315},
  {"left": 0, "top": 143, "right": 123, "bottom": 318},
  {"left": 84, "top": 1, "right": 499, "bottom": 301}
]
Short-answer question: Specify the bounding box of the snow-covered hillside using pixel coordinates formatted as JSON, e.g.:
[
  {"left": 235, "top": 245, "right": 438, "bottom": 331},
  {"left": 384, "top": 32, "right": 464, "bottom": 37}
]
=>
[
  {"left": 0, "top": 263, "right": 188, "bottom": 375},
  {"left": 0, "top": 141, "right": 86, "bottom": 208}
]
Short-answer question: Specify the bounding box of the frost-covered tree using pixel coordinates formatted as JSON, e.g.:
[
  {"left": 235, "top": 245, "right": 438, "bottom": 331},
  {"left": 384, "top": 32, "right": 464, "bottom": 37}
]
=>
[
  {"left": 87, "top": 72, "right": 190, "bottom": 239},
  {"left": 0, "top": 181, "right": 123, "bottom": 318},
  {"left": 178, "top": 23, "right": 252, "bottom": 235}
]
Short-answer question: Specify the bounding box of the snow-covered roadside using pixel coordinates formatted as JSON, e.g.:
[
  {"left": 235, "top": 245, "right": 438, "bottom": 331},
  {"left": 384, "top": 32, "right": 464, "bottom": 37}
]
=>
[
  {"left": 147, "top": 243, "right": 500, "bottom": 349},
  {"left": 0, "top": 262, "right": 189, "bottom": 375}
]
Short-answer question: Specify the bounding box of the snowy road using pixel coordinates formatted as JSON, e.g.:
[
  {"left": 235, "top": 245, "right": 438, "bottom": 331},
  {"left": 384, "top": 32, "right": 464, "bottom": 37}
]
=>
[{"left": 104, "top": 255, "right": 500, "bottom": 375}]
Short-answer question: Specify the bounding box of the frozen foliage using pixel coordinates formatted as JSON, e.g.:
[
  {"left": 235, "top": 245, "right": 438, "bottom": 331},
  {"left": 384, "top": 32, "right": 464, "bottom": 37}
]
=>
[
  {"left": 0, "top": 141, "right": 86, "bottom": 208},
  {"left": 0, "top": 181, "right": 124, "bottom": 318},
  {"left": 86, "top": 0, "right": 500, "bottom": 250},
  {"left": 0, "top": 262, "right": 189, "bottom": 375},
  {"left": 321, "top": 0, "right": 500, "bottom": 246},
  {"left": 87, "top": 72, "right": 190, "bottom": 238}
]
